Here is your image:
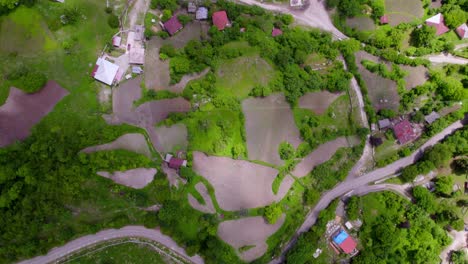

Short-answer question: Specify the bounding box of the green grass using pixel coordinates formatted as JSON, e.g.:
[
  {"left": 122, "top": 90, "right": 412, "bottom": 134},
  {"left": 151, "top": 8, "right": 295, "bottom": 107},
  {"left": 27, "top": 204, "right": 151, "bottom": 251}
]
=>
[
  {"left": 346, "top": 16, "right": 376, "bottom": 31},
  {"left": 66, "top": 241, "right": 168, "bottom": 264},
  {"left": 374, "top": 137, "right": 398, "bottom": 162},
  {"left": 215, "top": 54, "right": 277, "bottom": 98}
]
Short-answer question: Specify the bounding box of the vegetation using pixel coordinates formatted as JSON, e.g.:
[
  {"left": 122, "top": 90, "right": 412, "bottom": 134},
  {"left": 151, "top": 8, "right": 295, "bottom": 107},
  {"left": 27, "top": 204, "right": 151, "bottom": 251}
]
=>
[
  {"left": 278, "top": 142, "right": 295, "bottom": 160},
  {"left": 264, "top": 202, "right": 283, "bottom": 224}
]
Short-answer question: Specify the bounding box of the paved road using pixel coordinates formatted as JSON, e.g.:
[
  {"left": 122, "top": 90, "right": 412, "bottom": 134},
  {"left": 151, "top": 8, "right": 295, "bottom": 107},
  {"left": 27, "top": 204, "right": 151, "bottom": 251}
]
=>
[
  {"left": 439, "top": 230, "right": 467, "bottom": 264},
  {"left": 18, "top": 226, "right": 204, "bottom": 264},
  {"left": 427, "top": 54, "right": 468, "bottom": 65},
  {"left": 236, "top": 0, "right": 346, "bottom": 39},
  {"left": 269, "top": 120, "right": 464, "bottom": 263}
]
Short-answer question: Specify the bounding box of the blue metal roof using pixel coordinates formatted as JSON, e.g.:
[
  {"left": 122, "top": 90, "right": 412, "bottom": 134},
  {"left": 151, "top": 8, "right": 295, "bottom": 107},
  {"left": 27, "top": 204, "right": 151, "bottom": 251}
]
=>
[{"left": 333, "top": 230, "right": 349, "bottom": 245}]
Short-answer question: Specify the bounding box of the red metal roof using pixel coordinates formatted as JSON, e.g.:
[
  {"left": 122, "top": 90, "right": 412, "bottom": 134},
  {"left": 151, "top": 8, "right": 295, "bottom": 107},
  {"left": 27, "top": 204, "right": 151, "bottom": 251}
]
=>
[
  {"left": 339, "top": 236, "right": 357, "bottom": 254},
  {"left": 168, "top": 157, "right": 185, "bottom": 169},
  {"left": 164, "top": 16, "right": 183, "bottom": 36},
  {"left": 91, "top": 64, "right": 99, "bottom": 77},
  {"left": 212, "top": 11, "right": 229, "bottom": 30},
  {"left": 393, "top": 120, "right": 417, "bottom": 144},
  {"left": 456, "top": 24, "right": 467, "bottom": 39},
  {"left": 380, "top": 15, "right": 388, "bottom": 24},
  {"left": 272, "top": 28, "right": 283, "bottom": 37},
  {"left": 426, "top": 14, "right": 449, "bottom": 36}
]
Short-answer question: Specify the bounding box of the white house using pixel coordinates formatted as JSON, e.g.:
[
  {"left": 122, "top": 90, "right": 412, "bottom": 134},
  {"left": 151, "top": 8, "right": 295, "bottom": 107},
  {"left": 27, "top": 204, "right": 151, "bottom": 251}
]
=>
[{"left": 91, "top": 58, "right": 119, "bottom": 86}]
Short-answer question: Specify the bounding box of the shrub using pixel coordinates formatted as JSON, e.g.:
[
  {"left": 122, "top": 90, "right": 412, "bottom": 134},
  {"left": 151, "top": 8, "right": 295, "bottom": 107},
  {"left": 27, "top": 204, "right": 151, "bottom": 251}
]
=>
[
  {"left": 278, "top": 142, "right": 295, "bottom": 160},
  {"left": 177, "top": 14, "right": 192, "bottom": 26},
  {"left": 160, "top": 44, "right": 177, "bottom": 57},
  {"left": 108, "top": 14, "right": 119, "bottom": 28},
  {"left": 105, "top": 6, "right": 113, "bottom": 14},
  {"left": 264, "top": 202, "right": 282, "bottom": 224},
  {"left": 161, "top": 9, "right": 172, "bottom": 22}
]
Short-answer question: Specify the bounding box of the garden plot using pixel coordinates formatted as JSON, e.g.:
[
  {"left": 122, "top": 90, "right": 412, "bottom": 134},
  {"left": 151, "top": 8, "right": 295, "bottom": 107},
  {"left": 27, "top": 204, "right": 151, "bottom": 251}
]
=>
[
  {"left": 298, "top": 91, "right": 342, "bottom": 115},
  {"left": 216, "top": 55, "right": 275, "bottom": 98},
  {"left": 355, "top": 51, "right": 400, "bottom": 111},
  {"left": 291, "top": 137, "right": 352, "bottom": 177},
  {"left": 81, "top": 133, "right": 151, "bottom": 158},
  {"left": 113, "top": 77, "right": 142, "bottom": 116},
  {"left": 242, "top": 93, "right": 302, "bottom": 166},
  {"left": 97, "top": 168, "right": 157, "bottom": 189},
  {"left": 401, "top": 65, "right": 428, "bottom": 90},
  {"left": 188, "top": 182, "right": 216, "bottom": 214},
  {"left": 154, "top": 123, "right": 188, "bottom": 153},
  {"left": 192, "top": 152, "right": 293, "bottom": 211},
  {"left": 218, "top": 214, "right": 286, "bottom": 262},
  {"left": 346, "top": 16, "right": 375, "bottom": 31},
  {"left": 0, "top": 81, "right": 68, "bottom": 147},
  {"left": 385, "top": 0, "right": 424, "bottom": 26},
  {"left": 135, "top": 98, "right": 191, "bottom": 126}
]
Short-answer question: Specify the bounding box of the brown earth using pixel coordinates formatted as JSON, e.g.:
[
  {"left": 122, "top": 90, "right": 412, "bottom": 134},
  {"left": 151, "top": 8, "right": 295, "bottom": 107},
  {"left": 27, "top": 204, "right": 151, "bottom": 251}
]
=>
[
  {"left": 81, "top": 133, "right": 151, "bottom": 158},
  {"left": 298, "top": 91, "right": 342, "bottom": 115},
  {"left": 97, "top": 168, "right": 157, "bottom": 189},
  {"left": 218, "top": 214, "right": 286, "bottom": 262},
  {"left": 192, "top": 151, "right": 293, "bottom": 211},
  {"left": 0, "top": 81, "right": 68, "bottom": 147},
  {"left": 401, "top": 65, "right": 428, "bottom": 90},
  {"left": 242, "top": 93, "right": 302, "bottom": 166}
]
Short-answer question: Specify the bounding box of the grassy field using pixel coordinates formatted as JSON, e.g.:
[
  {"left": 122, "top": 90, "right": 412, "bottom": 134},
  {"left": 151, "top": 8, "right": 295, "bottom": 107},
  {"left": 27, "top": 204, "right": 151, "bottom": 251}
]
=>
[
  {"left": 385, "top": 0, "right": 424, "bottom": 26},
  {"left": 346, "top": 16, "right": 376, "bottom": 31},
  {"left": 65, "top": 241, "right": 170, "bottom": 264}
]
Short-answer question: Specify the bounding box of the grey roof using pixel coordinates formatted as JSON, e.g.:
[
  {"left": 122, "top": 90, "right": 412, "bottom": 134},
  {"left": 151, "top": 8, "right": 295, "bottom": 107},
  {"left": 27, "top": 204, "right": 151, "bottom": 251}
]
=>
[
  {"left": 132, "top": 66, "right": 143, "bottom": 74},
  {"left": 424, "top": 111, "right": 440, "bottom": 124},
  {"left": 188, "top": 2, "right": 197, "bottom": 13},
  {"left": 134, "top": 25, "right": 145, "bottom": 41},
  {"left": 378, "top": 118, "right": 391, "bottom": 129},
  {"left": 196, "top": 7, "right": 208, "bottom": 20}
]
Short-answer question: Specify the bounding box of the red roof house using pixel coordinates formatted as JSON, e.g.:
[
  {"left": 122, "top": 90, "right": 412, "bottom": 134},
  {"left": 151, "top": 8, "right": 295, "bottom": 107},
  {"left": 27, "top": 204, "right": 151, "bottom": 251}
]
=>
[
  {"left": 425, "top": 13, "right": 449, "bottom": 36},
  {"left": 380, "top": 15, "right": 388, "bottom": 24},
  {"left": 393, "top": 120, "right": 417, "bottom": 144},
  {"left": 163, "top": 16, "right": 183, "bottom": 36},
  {"left": 164, "top": 154, "right": 187, "bottom": 170},
  {"left": 456, "top": 23, "right": 468, "bottom": 39},
  {"left": 212, "top": 11, "right": 229, "bottom": 30},
  {"left": 339, "top": 237, "right": 357, "bottom": 254},
  {"left": 272, "top": 28, "right": 283, "bottom": 37}
]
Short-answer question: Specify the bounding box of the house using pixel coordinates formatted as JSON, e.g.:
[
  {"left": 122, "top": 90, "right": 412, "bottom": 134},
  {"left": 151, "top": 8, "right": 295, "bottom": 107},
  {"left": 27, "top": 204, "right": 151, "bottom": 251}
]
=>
[
  {"left": 212, "top": 11, "right": 229, "bottom": 30},
  {"left": 163, "top": 16, "right": 183, "bottom": 36},
  {"left": 393, "top": 120, "right": 417, "bottom": 144},
  {"left": 332, "top": 230, "right": 357, "bottom": 254},
  {"left": 380, "top": 15, "right": 388, "bottom": 24},
  {"left": 378, "top": 118, "right": 391, "bottom": 130},
  {"left": 290, "top": 0, "right": 303, "bottom": 7},
  {"left": 134, "top": 25, "right": 145, "bottom": 41},
  {"left": 196, "top": 7, "right": 208, "bottom": 20},
  {"left": 456, "top": 23, "right": 468, "bottom": 39},
  {"left": 425, "top": 13, "right": 449, "bottom": 36},
  {"left": 129, "top": 47, "right": 145, "bottom": 64},
  {"left": 91, "top": 57, "right": 119, "bottom": 86},
  {"left": 370, "top": 136, "right": 383, "bottom": 147},
  {"left": 164, "top": 154, "right": 187, "bottom": 169},
  {"left": 112, "top": 36, "right": 121, "bottom": 47},
  {"left": 345, "top": 221, "right": 353, "bottom": 230},
  {"left": 132, "top": 66, "right": 143, "bottom": 74},
  {"left": 188, "top": 2, "right": 197, "bottom": 13},
  {"left": 424, "top": 111, "right": 440, "bottom": 124},
  {"left": 272, "top": 28, "right": 283, "bottom": 37}
]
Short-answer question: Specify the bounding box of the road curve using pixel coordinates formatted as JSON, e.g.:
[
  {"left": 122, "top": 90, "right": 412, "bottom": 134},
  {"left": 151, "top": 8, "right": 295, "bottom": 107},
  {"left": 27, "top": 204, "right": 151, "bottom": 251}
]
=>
[
  {"left": 427, "top": 54, "right": 468, "bottom": 65},
  {"left": 18, "top": 226, "right": 204, "bottom": 264},
  {"left": 269, "top": 120, "right": 464, "bottom": 264}
]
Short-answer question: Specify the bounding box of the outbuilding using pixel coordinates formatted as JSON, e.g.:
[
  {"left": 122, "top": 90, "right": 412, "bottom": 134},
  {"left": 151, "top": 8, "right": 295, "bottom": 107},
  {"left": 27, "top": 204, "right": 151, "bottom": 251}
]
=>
[
  {"left": 424, "top": 111, "right": 440, "bottom": 124},
  {"left": 378, "top": 118, "right": 391, "bottom": 130},
  {"left": 393, "top": 120, "right": 417, "bottom": 144},
  {"left": 163, "top": 16, "right": 183, "bottom": 36},
  {"left": 212, "top": 11, "right": 230, "bottom": 30},
  {"left": 332, "top": 230, "right": 357, "bottom": 254},
  {"left": 196, "top": 7, "right": 208, "bottom": 20},
  {"left": 91, "top": 57, "right": 119, "bottom": 86},
  {"left": 456, "top": 23, "right": 468, "bottom": 39}
]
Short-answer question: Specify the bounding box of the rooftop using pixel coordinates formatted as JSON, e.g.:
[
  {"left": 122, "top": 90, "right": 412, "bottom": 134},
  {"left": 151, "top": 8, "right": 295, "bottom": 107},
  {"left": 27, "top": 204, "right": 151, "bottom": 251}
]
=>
[
  {"left": 380, "top": 15, "right": 388, "bottom": 24},
  {"left": 212, "top": 11, "right": 229, "bottom": 30},
  {"left": 425, "top": 13, "right": 449, "bottom": 36},
  {"left": 424, "top": 111, "right": 440, "bottom": 124},
  {"left": 378, "top": 118, "right": 391, "bottom": 129},
  {"left": 92, "top": 58, "right": 119, "bottom": 86},
  {"left": 163, "top": 16, "right": 183, "bottom": 36},
  {"left": 129, "top": 47, "right": 145, "bottom": 64},
  {"left": 196, "top": 7, "right": 208, "bottom": 20},
  {"left": 456, "top": 23, "right": 468, "bottom": 39},
  {"left": 393, "top": 120, "right": 417, "bottom": 144}
]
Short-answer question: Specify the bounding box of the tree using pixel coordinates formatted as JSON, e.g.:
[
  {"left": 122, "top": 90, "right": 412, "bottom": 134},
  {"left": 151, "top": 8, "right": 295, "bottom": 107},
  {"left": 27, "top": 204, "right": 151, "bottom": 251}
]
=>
[
  {"left": 412, "top": 186, "right": 436, "bottom": 213},
  {"left": 151, "top": 0, "right": 177, "bottom": 11},
  {"left": 435, "top": 176, "right": 454, "bottom": 197},
  {"left": 452, "top": 157, "right": 468, "bottom": 173},
  {"left": 278, "top": 142, "right": 295, "bottom": 160},
  {"left": 108, "top": 14, "right": 119, "bottom": 28},
  {"left": 443, "top": 6, "right": 467, "bottom": 29},
  {"left": 411, "top": 25, "right": 436, "bottom": 48},
  {"left": 424, "top": 144, "right": 452, "bottom": 169},
  {"left": 161, "top": 9, "right": 172, "bottom": 22},
  {"left": 412, "top": 111, "right": 425, "bottom": 123},
  {"left": 160, "top": 44, "right": 177, "bottom": 57},
  {"left": 264, "top": 202, "right": 282, "bottom": 224},
  {"left": 0, "top": 0, "right": 17, "bottom": 9},
  {"left": 378, "top": 109, "right": 396, "bottom": 118},
  {"left": 450, "top": 250, "right": 467, "bottom": 264},
  {"left": 177, "top": 14, "right": 192, "bottom": 26},
  {"left": 346, "top": 196, "right": 360, "bottom": 220},
  {"left": 338, "top": 0, "right": 362, "bottom": 17}
]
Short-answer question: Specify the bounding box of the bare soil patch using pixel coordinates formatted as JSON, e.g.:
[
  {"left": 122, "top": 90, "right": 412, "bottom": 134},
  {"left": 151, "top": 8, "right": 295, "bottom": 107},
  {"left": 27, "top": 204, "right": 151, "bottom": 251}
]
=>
[
  {"left": 113, "top": 77, "right": 142, "bottom": 116},
  {"left": 218, "top": 214, "right": 286, "bottom": 262},
  {"left": 298, "top": 91, "right": 342, "bottom": 115},
  {"left": 401, "top": 65, "right": 428, "bottom": 90},
  {"left": 81, "top": 133, "right": 151, "bottom": 158},
  {"left": 385, "top": 0, "right": 423, "bottom": 26},
  {"left": 97, "top": 168, "right": 157, "bottom": 189},
  {"left": 0, "top": 81, "right": 68, "bottom": 147},
  {"left": 188, "top": 182, "right": 216, "bottom": 214},
  {"left": 192, "top": 151, "right": 293, "bottom": 211},
  {"left": 154, "top": 123, "right": 188, "bottom": 153},
  {"left": 346, "top": 16, "right": 375, "bottom": 31},
  {"left": 355, "top": 51, "right": 399, "bottom": 111},
  {"left": 242, "top": 93, "right": 302, "bottom": 166},
  {"left": 291, "top": 137, "right": 352, "bottom": 177},
  {"left": 134, "top": 98, "right": 191, "bottom": 126}
]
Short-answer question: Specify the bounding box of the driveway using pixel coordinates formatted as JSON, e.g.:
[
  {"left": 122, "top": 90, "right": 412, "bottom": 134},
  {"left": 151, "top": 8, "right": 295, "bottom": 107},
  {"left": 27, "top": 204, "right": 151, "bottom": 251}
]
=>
[{"left": 18, "top": 226, "right": 204, "bottom": 264}]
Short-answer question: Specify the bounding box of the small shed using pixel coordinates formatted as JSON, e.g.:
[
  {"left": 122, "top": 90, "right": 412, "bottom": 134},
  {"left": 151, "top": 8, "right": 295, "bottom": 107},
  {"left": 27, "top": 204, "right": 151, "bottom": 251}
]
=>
[
  {"left": 380, "top": 15, "right": 388, "bottom": 24},
  {"left": 112, "top": 36, "right": 122, "bottom": 47},
  {"left": 134, "top": 25, "right": 145, "bottom": 41},
  {"left": 188, "top": 2, "right": 197, "bottom": 13},
  {"left": 378, "top": 118, "right": 391, "bottom": 130},
  {"left": 272, "top": 28, "right": 283, "bottom": 37},
  {"left": 212, "top": 10, "right": 229, "bottom": 30},
  {"left": 132, "top": 66, "right": 143, "bottom": 74},
  {"left": 424, "top": 111, "right": 440, "bottom": 124},
  {"left": 393, "top": 120, "right": 417, "bottom": 144},
  {"left": 456, "top": 23, "right": 468, "bottom": 39},
  {"left": 163, "top": 16, "right": 183, "bottom": 36},
  {"left": 164, "top": 154, "right": 187, "bottom": 170},
  {"left": 345, "top": 221, "right": 353, "bottom": 230},
  {"left": 196, "top": 7, "right": 208, "bottom": 20}
]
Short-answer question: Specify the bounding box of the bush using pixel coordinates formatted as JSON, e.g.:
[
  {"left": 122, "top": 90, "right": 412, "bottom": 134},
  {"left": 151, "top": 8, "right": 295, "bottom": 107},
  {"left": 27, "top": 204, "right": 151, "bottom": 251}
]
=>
[
  {"left": 160, "top": 44, "right": 177, "bottom": 57},
  {"left": 105, "top": 6, "right": 113, "bottom": 13},
  {"left": 278, "top": 142, "right": 295, "bottom": 160},
  {"left": 435, "top": 176, "right": 454, "bottom": 197},
  {"left": 177, "top": 14, "right": 192, "bottom": 26},
  {"left": 161, "top": 9, "right": 172, "bottom": 22},
  {"left": 8, "top": 68, "right": 47, "bottom": 93},
  {"left": 108, "top": 14, "right": 119, "bottom": 28}
]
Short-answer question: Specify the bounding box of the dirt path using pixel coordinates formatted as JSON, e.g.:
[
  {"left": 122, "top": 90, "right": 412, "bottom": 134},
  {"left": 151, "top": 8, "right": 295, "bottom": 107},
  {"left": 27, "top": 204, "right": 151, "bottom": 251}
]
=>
[
  {"left": 439, "top": 230, "right": 467, "bottom": 264},
  {"left": 18, "top": 226, "right": 204, "bottom": 264},
  {"left": 169, "top": 68, "right": 210, "bottom": 93},
  {"left": 427, "top": 54, "right": 468, "bottom": 65}
]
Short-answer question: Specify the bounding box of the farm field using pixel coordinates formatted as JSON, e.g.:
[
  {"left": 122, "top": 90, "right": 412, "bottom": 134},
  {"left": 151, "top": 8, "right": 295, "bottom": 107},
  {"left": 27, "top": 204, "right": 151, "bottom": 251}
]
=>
[
  {"left": 81, "top": 133, "right": 152, "bottom": 158},
  {"left": 188, "top": 182, "right": 216, "bottom": 214},
  {"left": 346, "top": 16, "right": 375, "bottom": 31},
  {"left": 97, "top": 168, "right": 157, "bottom": 189},
  {"left": 154, "top": 123, "right": 188, "bottom": 153},
  {"left": 192, "top": 151, "right": 293, "bottom": 211},
  {"left": 401, "top": 65, "right": 428, "bottom": 90},
  {"left": 384, "top": 0, "right": 424, "bottom": 26},
  {"left": 298, "top": 91, "right": 342, "bottom": 115},
  {"left": 242, "top": 93, "right": 303, "bottom": 166},
  {"left": 0, "top": 81, "right": 68, "bottom": 147},
  {"left": 355, "top": 51, "right": 400, "bottom": 111}
]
